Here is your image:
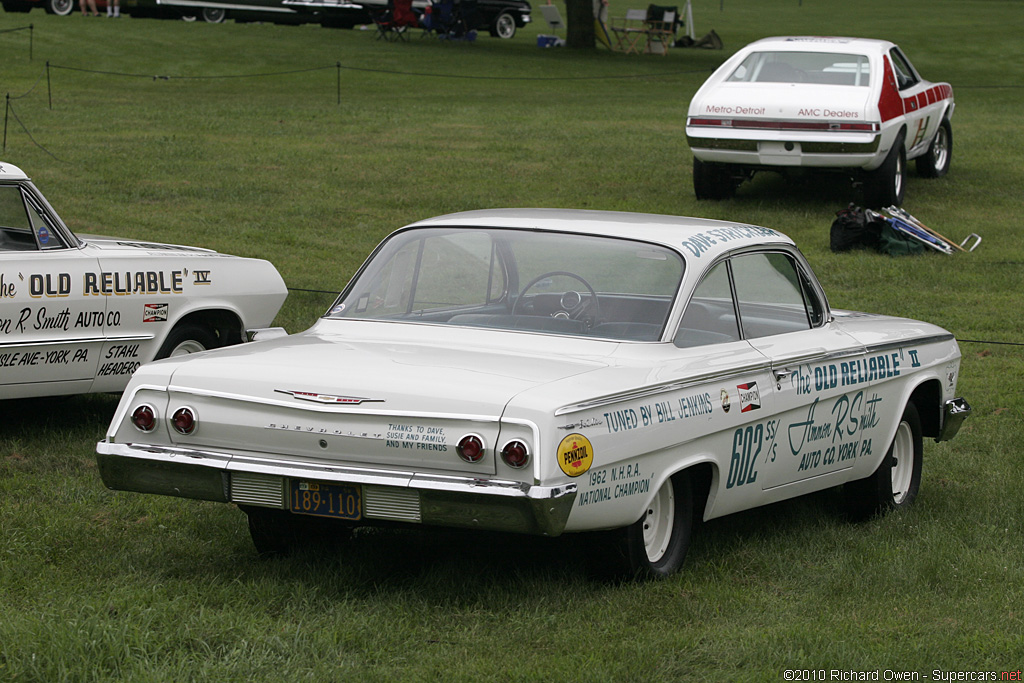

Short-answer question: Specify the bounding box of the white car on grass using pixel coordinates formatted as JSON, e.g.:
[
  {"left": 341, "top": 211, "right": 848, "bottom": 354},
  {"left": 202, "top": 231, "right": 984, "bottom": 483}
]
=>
[
  {"left": 96, "top": 209, "right": 969, "bottom": 578},
  {"left": 0, "top": 161, "right": 288, "bottom": 400},
  {"left": 686, "top": 37, "right": 954, "bottom": 207}
]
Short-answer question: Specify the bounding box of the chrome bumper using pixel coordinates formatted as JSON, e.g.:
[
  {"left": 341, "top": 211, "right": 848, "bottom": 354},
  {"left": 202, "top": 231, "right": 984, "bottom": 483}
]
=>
[
  {"left": 96, "top": 441, "right": 577, "bottom": 537},
  {"left": 937, "top": 397, "right": 971, "bottom": 442}
]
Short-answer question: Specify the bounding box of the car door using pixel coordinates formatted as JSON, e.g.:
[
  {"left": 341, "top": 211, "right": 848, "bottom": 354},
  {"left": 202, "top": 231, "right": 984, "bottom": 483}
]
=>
[
  {"left": 889, "top": 47, "right": 942, "bottom": 157},
  {"left": 0, "top": 182, "right": 105, "bottom": 397},
  {"left": 724, "top": 249, "right": 877, "bottom": 495}
]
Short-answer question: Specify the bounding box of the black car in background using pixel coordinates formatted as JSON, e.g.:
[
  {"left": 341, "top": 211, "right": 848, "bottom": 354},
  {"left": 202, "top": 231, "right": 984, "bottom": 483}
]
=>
[{"left": 1, "top": 0, "right": 531, "bottom": 37}]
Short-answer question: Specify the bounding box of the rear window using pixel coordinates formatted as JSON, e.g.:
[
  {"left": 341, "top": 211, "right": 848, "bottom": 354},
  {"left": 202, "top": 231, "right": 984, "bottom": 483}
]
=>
[{"left": 727, "top": 51, "right": 871, "bottom": 87}]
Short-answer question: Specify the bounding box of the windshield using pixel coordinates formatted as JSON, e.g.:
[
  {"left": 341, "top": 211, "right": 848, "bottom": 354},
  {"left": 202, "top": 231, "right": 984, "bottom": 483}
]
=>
[
  {"left": 328, "top": 227, "right": 685, "bottom": 342},
  {"left": 728, "top": 51, "right": 871, "bottom": 87}
]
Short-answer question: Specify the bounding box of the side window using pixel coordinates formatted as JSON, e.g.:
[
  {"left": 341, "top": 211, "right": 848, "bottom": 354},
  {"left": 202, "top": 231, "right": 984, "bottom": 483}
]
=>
[
  {"left": 889, "top": 49, "right": 919, "bottom": 91},
  {"left": 0, "top": 185, "right": 68, "bottom": 252},
  {"left": 0, "top": 184, "right": 36, "bottom": 251},
  {"left": 731, "top": 252, "right": 813, "bottom": 339},
  {"left": 674, "top": 261, "right": 740, "bottom": 348}
]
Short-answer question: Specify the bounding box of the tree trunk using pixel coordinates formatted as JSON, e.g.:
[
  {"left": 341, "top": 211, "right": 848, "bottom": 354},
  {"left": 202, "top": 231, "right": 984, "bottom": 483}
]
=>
[{"left": 564, "top": 0, "right": 596, "bottom": 49}]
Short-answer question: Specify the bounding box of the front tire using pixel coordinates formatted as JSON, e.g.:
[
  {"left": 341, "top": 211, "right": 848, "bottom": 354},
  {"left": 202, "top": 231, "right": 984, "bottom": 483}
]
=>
[
  {"left": 491, "top": 11, "right": 516, "bottom": 38},
  {"left": 154, "top": 323, "right": 218, "bottom": 359},
  {"left": 201, "top": 6, "right": 226, "bottom": 22},
  {"left": 619, "top": 472, "right": 693, "bottom": 579},
  {"left": 916, "top": 118, "right": 952, "bottom": 178},
  {"left": 46, "top": 0, "right": 75, "bottom": 15},
  {"left": 844, "top": 402, "right": 922, "bottom": 520},
  {"left": 864, "top": 132, "right": 906, "bottom": 208}
]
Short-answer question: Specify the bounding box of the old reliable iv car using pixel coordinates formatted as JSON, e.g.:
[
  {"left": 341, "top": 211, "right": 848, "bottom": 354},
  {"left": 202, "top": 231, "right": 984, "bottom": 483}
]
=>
[
  {"left": 0, "top": 161, "right": 288, "bottom": 400},
  {"left": 96, "top": 209, "right": 970, "bottom": 577},
  {"left": 686, "top": 37, "right": 954, "bottom": 207}
]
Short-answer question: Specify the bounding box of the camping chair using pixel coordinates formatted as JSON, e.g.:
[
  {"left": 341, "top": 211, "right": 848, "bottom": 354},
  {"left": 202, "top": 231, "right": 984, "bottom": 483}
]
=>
[
  {"left": 537, "top": 4, "right": 566, "bottom": 47},
  {"left": 610, "top": 9, "right": 649, "bottom": 54},
  {"left": 644, "top": 4, "right": 678, "bottom": 55},
  {"left": 372, "top": 0, "right": 420, "bottom": 42},
  {"left": 423, "top": 0, "right": 455, "bottom": 37}
]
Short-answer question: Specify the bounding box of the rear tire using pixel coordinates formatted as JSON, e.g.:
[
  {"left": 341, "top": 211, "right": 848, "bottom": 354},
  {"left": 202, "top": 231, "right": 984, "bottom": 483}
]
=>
[
  {"left": 916, "top": 118, "right": 952, "bottom": 178},
  {"left": 864, "top": 132, "right": 906, "bottom": 208},
  {"left": 240, "top": 505, "right": 354, "bottom": 556},
  {"left": 843, "top": 402, "right": 922, "bottom": 520},
  {"left": 618, "top": 472, "right": 693, "bottom": 579},
  {"left": 693, "top": 158, "right": 737, "bottom": 200}
]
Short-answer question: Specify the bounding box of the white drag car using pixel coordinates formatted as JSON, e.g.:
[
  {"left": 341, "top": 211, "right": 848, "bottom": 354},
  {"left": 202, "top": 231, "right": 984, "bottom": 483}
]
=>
[
  {"left": 97, "top": 209, "right": 969, "bottom": 578},
  {"left": 0, "top": 161, "right": 288, "bottom": 400},
  {"left": 686, "top": 37, "right": 954, "bottom": 207}
]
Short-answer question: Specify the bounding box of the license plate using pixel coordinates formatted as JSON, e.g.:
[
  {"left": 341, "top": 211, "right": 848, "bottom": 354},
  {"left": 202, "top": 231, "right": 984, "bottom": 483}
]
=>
[{"left": 290, "top": 481, "right": 362, "bottom": 520}]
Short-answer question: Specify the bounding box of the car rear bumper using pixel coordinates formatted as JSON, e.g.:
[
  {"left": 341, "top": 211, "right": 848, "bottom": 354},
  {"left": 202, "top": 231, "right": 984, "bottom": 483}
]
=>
[{"left": 96, "top": 441, "right": 577, "bottom": 537}]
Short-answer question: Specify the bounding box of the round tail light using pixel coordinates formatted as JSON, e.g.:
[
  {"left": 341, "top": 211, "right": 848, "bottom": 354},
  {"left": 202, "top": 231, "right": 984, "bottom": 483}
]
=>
[
  {"left": 171, "top": 407, "right": 197, "bottom": 435},
  {"left": 131, "top": 405, "right": 156, "bottom": 432},
  {"left": 457, "top": 434, "right": 485, "bottom": 463},
  {"left": 501, "top": 440, "right": 530, "bottom": 469}
]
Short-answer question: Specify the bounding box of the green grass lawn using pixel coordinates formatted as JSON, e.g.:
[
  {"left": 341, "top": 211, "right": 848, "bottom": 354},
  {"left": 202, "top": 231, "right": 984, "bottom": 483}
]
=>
[{"left": 2, "top": 1, "right": 1023, "bottom": 680}]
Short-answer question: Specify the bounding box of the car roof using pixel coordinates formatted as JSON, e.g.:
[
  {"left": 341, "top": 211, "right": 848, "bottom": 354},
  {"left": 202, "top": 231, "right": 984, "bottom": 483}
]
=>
[
  {"left": 740, "top": 36, "right": 896, "bottom": 55},
  {"left": 0, "top": 161, "right": 29, "bottom": 181},
  {"left": 405, "top": 208, "right": 795, "bottom": 260}
]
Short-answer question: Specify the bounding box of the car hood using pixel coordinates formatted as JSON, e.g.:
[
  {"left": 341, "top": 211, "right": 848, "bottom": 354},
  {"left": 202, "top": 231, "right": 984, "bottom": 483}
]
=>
[
  {"left": 152, "top": 322, "right": 612, "bottom": 418},
  {"left": 688, "top": 83, "right": 875, "bottom": 123},
  {"left": 80, "top": 235, "right": 221, "bottom": 256}
]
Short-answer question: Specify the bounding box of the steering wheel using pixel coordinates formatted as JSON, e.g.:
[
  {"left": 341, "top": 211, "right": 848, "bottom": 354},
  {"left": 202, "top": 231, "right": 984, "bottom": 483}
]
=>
[{"left": 512, "top": 271, "right": 601, "bottom": 321}]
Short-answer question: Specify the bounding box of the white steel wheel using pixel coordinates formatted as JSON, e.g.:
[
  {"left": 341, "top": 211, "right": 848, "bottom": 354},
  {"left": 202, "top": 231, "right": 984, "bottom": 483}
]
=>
[
  {"left": 642, "top": 480, "right": 675, "bottom": 562},
  {"left": 618, "top": 472, "right": 694, "bottom": 579},
  {"left": 843, "top": 402, "right": 922, "bottom": 520},
  {"left": 889, "top": 420, "right": 915, "bottom": 505},
  {"left": 168, "top": 339, "right": 207, "bottom": 357},
  {"left": 155, "top": 324, "right": 218, "bottom": 360}
]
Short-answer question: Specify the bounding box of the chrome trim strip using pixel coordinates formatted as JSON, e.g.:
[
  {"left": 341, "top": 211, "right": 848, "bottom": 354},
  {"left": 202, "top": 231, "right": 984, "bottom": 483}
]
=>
[
  {"left": 164, "top": 383, "right": 502, "bottom": 423},
  {"left": 863, "top": 334, "right": 956, "bottom": 355},
  {"left": 0, "top": 333, "right": 153, "bottom": 349},
  {"left": 555, "top": 361, "right": 772, "bottom": 416},
  {"left": 557, "top": 333, "right": 958, "bottom": 416}
]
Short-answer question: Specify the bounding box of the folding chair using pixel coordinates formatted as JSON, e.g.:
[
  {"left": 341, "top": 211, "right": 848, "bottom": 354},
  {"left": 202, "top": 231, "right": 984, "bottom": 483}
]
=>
[
  {"left": 422, "top": 0, "right": 455, "bottom": 38},
  {"left": 372, "top": 0, "right": 420, "bottom": 42},
  {"left": 644, "top": 5, "right": 678, "bottom": 55},
  {"left": 610, "top": 9, "right": 649, "bottom": 54}
]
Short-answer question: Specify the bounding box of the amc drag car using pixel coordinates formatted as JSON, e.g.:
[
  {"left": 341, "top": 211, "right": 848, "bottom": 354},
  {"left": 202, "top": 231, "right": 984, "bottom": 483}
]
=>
[
  {"left": 1, "top": 161, "right": 287, "bottom": 400},
  {"left": 686, "top": 37, "right": 954, "bottom": 207},
  {"left": 96, "top": 209, "right": 969, "bottom": 578}
]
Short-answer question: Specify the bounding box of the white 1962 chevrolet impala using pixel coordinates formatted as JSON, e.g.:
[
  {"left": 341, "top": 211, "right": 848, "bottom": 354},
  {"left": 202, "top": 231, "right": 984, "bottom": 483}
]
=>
[{"left": 96, "top": 209, "right": 969, "bottom": 578}]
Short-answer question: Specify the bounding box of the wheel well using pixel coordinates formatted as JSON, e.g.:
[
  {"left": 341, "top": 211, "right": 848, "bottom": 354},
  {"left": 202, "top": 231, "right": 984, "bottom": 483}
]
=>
[
  {"left": 681, "top": 462, "right": 715, "bottom": 520},
  {"left": 172, "top": 309, "right": 244, "bottom": 349},
  {"left": 909, "top": 379, "right": 942, "bottom": 440}
]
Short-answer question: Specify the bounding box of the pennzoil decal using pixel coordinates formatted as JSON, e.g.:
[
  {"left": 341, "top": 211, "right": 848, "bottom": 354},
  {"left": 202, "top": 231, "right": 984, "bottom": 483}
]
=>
[
  {"left": 275, "top": 390, "right": 384, "bottom": 405},
  {"left": 557, "top": 433, "right": 593, "bottom": 477},
  {"left": 737, "top": 382, "right": 761, "bottom": 413}
]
